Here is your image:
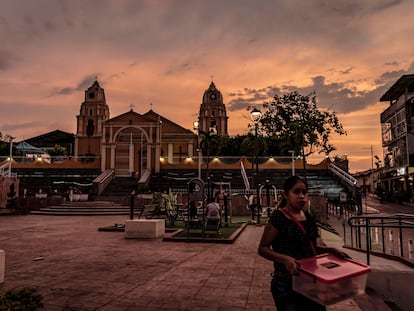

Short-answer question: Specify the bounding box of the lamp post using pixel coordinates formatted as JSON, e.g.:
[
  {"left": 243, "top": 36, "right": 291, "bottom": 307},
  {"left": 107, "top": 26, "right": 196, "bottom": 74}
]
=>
[
  {"left": 193, "top": 121, "right": 217, "bottom": 200},
  {"left": 288, "top": 150, "right": 295, "bottom": 176},
  {"left": 193, "top": 121, "right": 202, "bottom": 179},
  {"left": 250, "top": 108, "right": 262, "bottom": 224}
]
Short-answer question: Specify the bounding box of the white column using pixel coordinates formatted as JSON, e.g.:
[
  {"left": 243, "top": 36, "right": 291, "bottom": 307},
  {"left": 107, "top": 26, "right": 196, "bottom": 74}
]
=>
[
  {"left": 168, "top": 143, "right": 173, "bottom": 164},
  {"left": 155, "top": 143, "right": 160, "bottom": 173},
  {"left": 129, "top": 133, "right": 134, "bottom": 175},
  {"left": 155, "top": 122, "right": 161, "bottom": 173},
  {"left": 101, "top": 145, "right": 106, "bottom": 171},
  {"left": 110, "top": 145, "right": 116, "bottom": 169},
  {"left": 146, "top": 143, "right": 151, "bottom": 169},
  {"left": 188, "top": 143, "right": 194, "bottom": 157}
]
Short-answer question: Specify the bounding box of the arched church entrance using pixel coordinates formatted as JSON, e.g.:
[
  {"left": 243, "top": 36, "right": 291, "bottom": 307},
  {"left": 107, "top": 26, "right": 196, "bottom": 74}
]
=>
[{"left": 113, "top": 127, "right": 148, "bottom": 177}]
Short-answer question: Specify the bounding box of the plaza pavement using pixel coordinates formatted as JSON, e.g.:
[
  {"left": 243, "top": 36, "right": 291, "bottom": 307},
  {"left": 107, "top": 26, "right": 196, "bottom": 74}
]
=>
[{"left": 0, "top": 214, "right": 412, "bottom": 310}]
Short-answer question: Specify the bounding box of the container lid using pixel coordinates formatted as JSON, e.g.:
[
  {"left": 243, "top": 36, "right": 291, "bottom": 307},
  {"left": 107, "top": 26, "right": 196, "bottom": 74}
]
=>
[{"left": 297, "top": 253, "right": 371, "bottom": 283}]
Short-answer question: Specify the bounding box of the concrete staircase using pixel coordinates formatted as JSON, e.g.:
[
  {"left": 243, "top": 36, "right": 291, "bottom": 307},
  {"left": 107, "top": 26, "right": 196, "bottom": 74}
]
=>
[{"left": 30, "top": 201, "right": 133, "bottom": 216}]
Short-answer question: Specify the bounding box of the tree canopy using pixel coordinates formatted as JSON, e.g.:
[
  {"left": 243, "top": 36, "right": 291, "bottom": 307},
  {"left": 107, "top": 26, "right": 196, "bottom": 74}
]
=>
[{"left": 249, "top": 91, "right": 346, "bottom": 158}]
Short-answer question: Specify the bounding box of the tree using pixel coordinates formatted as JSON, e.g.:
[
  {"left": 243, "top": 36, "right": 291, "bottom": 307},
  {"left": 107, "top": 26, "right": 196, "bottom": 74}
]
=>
[
  {"left": 251, "top": 91, "right": 346, "bottom": 173},
  {"left": 48, "top": 144, "right": 68, "bottom": 157}
]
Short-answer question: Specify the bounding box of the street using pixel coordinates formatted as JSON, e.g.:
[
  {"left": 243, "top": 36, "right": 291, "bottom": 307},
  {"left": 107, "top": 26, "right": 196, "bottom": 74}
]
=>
[{"left": 362, "top": 194, "right": 414, "bottom": 215}]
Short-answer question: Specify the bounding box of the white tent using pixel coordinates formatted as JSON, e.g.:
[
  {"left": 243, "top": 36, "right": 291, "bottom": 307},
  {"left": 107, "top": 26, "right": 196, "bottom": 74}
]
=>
[{"left": 16, "top": 141, "right": 45, "bottom": 154}]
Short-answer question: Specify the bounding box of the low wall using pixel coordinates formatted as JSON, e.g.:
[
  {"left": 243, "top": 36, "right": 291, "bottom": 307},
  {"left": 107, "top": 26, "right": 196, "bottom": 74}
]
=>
[
  {"left": 368, "top": 270, "right": 414, "bottom": 311},
  {"left": 125, "top": 219, "right": 165, "bottom": 239}
]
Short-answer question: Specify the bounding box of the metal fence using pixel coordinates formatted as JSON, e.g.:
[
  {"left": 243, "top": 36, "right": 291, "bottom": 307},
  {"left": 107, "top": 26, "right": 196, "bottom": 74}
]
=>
[{"left": 347, "top": 214, "right": 414, "bottom": 265}]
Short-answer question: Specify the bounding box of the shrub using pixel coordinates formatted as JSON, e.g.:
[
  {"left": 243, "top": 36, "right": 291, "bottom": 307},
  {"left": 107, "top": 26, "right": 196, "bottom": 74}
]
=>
[{"left": 0, "top": 287, "right": 43, "bottom": 310}]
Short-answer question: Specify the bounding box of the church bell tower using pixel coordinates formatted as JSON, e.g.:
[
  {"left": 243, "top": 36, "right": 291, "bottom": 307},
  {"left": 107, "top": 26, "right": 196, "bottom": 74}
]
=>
[
  {"left": 74, "top": 80, "right": 110, "bottom": 158},
  {"left": 198, "top": 81, "right": 228, "bottom": 136}
]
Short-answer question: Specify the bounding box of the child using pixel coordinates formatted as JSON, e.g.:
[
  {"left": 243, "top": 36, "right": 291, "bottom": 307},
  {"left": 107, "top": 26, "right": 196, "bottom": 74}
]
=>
[{"left": 258, "top": 175, "right": 348, "bottom": 310}]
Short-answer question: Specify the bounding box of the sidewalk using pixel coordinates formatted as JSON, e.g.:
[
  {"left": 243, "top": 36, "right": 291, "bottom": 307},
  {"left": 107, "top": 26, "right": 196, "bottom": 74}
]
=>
[
  {"left": 2, "top": 215, "right": 274, "bottom": 311},
  {"left": 0, "top": 214, "right": 410, "bottom": 310}
]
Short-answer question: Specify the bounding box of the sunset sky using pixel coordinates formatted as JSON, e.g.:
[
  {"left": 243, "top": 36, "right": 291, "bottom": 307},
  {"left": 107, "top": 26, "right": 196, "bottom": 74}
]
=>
[{"left": 1, "top": 0, "right": 413, "bottom": 173}]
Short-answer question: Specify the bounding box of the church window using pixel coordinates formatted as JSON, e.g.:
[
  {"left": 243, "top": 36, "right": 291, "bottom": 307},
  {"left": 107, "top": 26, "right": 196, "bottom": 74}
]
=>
[
  {"left": 87, "top": 119, "right": 95, "bottom": 137},
  {"left": 89, "top": 108, "right": 93, "bottom": 116}
]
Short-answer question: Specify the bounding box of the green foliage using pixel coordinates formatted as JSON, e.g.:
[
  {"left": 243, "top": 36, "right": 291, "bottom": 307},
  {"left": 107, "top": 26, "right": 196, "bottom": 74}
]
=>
[
  {"left": 0, "top": 287, "right": 43, "bottom": 310},
  {"left": 0, "top": 142, "right": 15, "bottom": 157},
  {"left": 214, "top": 135, "right": 277, "bottom": 157},
  {"left": 0, "top": 142, "right": 8, "bottom": 156},
  {"left": 48, "top": 144, "right": 68, "bottom": 157},
  {"left": 250, "top": 91, "right": 346, "bottom": 158}
]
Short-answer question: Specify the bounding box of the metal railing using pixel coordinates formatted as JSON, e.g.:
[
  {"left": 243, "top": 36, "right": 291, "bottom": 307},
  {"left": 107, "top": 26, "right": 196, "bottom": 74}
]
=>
[
  {"left": 347, "top": 214, "right": 414, "bottom": 266},
  {"left": 328, "top": 163, "right": 358, "bottom": 187}
]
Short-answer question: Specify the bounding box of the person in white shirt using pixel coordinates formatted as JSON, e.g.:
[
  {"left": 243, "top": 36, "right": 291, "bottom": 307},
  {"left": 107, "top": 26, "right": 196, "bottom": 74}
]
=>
[{"left": 206, "top": 201, "right": 221, "bottom": 220}]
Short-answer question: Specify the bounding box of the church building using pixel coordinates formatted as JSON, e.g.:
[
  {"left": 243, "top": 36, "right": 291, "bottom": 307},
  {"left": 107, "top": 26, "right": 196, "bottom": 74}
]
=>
[{"left": 74, "top": 80, "right": 229, "bottom": 178}]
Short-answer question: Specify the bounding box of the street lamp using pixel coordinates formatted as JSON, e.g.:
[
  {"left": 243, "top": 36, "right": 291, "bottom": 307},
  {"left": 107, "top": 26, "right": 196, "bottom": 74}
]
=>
[
  {"left": 250, "top": 108, "right": 262, "bottom": 224},
  {"left": 193, "top": 120, "right": 217, "bottom": 201},
  {"left": 288, "top": 150, "right": 295, "bottom": 176},
  {"left": 193, "top": 121, "right": 202, "bottom": 179}
]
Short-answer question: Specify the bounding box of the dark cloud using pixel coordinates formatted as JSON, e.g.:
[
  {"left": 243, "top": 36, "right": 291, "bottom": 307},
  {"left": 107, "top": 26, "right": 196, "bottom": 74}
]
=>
[
  {"left": 384, "top": 61, "right": 400, "bottom": 66},
  {"left": 48, "top": 74, "right": 99, "bottom": 96},
  {"left": 165, "top": 62, "right": 193, "bottom": 76},
  {"left": 340, "top": 67, "right": 354, "bottom": 75},
  {"left": 76, "top": 75, "right": 99, "bottom": 91},
  {"left": 227, "top": 63, "right": 414, "bottom": 114},
  {"left": 371, "top": 0, "right": 402, "bottom": 12}
]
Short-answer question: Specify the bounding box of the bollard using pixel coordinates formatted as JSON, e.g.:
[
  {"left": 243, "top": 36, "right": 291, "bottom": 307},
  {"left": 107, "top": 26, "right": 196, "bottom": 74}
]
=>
[
  {"left": 397, "top": 235, "right": 401, "bottom": 256},
  {"left": 0, "top": 250, "right": 4, "bottom": 283},
  {"left": 130, "top": 191, "right": 135, "bottom": 220},
  {"left": 374, "top": 227, "right": 379, "bottom": 244},
  {"left": 409, "top": 240, "right": 413, "bottom": 260},
  {"left": 389, "top": 230, "right": 394, "bottom": 255}
]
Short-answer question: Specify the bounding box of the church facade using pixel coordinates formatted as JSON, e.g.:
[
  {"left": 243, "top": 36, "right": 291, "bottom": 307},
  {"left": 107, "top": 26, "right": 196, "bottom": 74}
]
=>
[{"left": 74, "top": 80, "right": 229, "bottom": 178}]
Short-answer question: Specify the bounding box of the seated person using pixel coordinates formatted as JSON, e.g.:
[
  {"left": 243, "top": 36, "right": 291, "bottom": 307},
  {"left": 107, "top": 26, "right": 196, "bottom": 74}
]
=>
[{"left": 205, "top": 201, "right": 221, "bottom": 231}]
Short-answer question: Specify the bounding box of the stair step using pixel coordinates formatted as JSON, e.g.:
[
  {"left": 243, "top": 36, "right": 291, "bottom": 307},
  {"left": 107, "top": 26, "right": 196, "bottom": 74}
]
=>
[
  {"left": 30, "top": 201, "right": 138, "bottom": 216},
  {"left": 37, "top": 207, "right": 130, "bottom": 211},
  {"left": 353, "top": 289, "right": 394, "bottom": 311},
  {"left": 30, "top": 211, "right": 132, "bottom": 216}
]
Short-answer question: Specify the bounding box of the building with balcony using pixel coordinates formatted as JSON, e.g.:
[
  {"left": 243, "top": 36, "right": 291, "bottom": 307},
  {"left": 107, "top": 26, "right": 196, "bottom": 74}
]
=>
[{"left": 379, "top": 74, "right": 414, "bottom": 201}]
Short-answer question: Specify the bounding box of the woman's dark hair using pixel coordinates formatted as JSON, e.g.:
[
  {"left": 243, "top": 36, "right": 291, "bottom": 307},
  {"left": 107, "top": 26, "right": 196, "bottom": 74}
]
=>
[
  {"left": 277, "top": 175, "right": 308, "bottom": 209},
  {"left": 283, "top": 175, "right": 308, "bottom": 192}
]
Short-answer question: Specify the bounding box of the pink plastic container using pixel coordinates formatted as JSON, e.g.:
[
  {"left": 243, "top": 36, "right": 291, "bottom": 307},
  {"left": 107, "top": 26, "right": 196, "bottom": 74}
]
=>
[{"left": 293, "top": 253, "right": 371, "bottom": 305}]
